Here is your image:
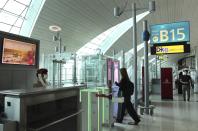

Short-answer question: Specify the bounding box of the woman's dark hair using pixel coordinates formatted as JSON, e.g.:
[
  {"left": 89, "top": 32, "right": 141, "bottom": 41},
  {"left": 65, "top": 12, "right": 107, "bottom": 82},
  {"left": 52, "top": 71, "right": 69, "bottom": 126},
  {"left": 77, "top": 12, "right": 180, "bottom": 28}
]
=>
[
  {"left": 120, "top": 68, "right": 129, "bottom": 80},
  {"left": 184, "top": 70, "right": 189, "bottom": 73},
  {"left": 179, "top": 72, "right": 183, "bottom": 76},
  {"left": 36, "top": 68, "right": 48, "bottom": 77}
]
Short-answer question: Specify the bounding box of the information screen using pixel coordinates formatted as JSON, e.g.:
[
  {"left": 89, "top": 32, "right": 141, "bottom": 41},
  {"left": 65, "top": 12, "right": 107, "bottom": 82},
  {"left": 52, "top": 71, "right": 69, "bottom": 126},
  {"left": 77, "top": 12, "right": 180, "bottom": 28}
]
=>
[
  {"left": 156, "top": 45, "right": 184, "bottom": 54},
  {"left": 2, "top": 38, "right": 36, "bottom": 65},
  {"left": 150, "top": 44, "right": 190, "bottom": 55},
  {"left": 150, "top": 21, "right": 190, "bottom": 44}
]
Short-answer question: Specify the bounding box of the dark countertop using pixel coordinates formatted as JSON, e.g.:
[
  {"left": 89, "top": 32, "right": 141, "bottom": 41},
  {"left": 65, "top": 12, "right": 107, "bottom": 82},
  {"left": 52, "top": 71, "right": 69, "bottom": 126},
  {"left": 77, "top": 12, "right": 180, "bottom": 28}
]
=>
[{"left": 0, "top": 84, "right": 85, "bottom": 97}]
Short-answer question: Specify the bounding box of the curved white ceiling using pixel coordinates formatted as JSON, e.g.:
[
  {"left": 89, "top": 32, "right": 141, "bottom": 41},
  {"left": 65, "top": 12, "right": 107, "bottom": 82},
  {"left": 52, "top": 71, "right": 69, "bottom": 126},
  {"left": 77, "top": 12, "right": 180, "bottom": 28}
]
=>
[{"left": 30, "top": 0, "right": 198, "bottom": 62}]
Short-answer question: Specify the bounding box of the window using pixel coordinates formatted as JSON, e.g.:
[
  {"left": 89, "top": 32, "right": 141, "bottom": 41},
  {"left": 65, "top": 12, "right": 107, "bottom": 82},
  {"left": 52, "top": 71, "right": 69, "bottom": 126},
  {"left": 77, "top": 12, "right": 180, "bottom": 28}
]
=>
[
  {"left": 77, "top": 11, "right": 150, "bottom": 56},
  {"left": 0, "top": 0, "right": 32, "bottom": 34}
]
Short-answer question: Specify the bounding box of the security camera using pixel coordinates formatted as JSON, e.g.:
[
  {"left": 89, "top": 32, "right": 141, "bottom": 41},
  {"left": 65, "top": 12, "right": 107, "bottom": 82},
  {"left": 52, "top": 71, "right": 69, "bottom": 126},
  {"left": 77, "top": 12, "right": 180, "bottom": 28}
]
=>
[
  {"left": 55, "top": 46, "right": 59, "bottom": 52},
  {"left": 53, "top": 32, "right": 60, "bottom": 41},
  {"left": 114, "top": 7, "right": 121, "bottom": 17},
  {"left": 149, "top": 1, "right": 155, "bottom": 13},
  {"left": 53, "top": 35, "right": 58, "bottom": 41}
]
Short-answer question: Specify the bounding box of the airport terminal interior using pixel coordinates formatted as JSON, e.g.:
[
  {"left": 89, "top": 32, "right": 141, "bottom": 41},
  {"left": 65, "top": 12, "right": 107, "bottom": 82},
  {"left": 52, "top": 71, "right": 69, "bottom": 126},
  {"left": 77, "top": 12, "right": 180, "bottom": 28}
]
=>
[{"left": 0, "top": 0, "right": 198, "bottom": 131}]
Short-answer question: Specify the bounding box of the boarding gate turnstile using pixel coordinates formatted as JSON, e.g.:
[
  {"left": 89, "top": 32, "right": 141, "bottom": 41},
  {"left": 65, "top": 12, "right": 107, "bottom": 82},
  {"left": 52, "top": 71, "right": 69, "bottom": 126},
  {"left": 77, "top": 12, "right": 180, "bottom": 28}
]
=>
[
  {"left": 80, "top": 87, "right": 124, "bottom": 131},
  {"left": 80, "top": 89, "right": 102, "bottom": 131}
]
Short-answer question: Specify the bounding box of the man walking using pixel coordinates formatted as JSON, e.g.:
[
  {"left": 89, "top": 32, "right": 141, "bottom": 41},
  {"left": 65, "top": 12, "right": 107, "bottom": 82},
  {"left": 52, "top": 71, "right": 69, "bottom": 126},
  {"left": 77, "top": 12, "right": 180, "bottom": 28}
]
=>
[{"left": 180, "top": 70, "right": 192, "bottom": 101}]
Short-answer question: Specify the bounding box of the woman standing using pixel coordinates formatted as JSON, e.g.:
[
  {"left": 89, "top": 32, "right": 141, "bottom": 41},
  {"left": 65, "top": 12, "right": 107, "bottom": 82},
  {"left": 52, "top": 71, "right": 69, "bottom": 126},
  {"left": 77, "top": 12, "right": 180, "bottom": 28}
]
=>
[{"left": 116, "top": 68, "right": 140, "bottom": 125}]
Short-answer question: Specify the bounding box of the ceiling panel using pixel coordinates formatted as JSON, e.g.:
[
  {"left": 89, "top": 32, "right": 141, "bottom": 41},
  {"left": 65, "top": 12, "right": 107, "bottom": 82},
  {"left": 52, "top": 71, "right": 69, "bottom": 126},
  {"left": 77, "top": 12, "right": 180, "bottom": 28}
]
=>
[{"left": 31, "top": 0, "right": 198, "bottom": 63}]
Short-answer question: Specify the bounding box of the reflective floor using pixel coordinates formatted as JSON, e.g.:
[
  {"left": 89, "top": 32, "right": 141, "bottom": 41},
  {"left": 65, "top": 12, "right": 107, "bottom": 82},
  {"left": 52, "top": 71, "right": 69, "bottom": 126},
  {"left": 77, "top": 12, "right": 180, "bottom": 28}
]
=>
[{"left": 103, "top": 94, "right": 198, "bottom": 131}]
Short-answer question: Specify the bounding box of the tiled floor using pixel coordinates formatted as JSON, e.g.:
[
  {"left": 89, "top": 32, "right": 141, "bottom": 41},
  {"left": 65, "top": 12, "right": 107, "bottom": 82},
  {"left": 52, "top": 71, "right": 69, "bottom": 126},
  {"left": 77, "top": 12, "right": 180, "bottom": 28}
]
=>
[{"left": 103, "top": 94, "right": 198, "bottom": 131}]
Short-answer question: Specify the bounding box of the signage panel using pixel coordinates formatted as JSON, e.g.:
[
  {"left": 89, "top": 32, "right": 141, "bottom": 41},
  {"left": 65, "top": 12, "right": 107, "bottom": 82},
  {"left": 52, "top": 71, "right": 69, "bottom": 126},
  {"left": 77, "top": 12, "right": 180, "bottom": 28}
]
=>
[
  {"left": 157, "top": 55, "right": 168, "bottom": 61},
  {"left": 150, "top": 21, "right": 190, "bottom": 44},
  {"left": 156, "top": 45, "right": 184, "bottom": 54},
  {"left": 150, "top": 44, "right": 190, "bottom": 55}
]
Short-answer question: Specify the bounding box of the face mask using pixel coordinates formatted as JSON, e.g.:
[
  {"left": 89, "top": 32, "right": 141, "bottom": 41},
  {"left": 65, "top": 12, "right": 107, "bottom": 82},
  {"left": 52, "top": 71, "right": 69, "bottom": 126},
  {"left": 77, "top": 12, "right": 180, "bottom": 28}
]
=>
[
  {"left": 43, "top": 74, "right": 48, "bottom": 80},
  {"left": 38, "top": 74, "right": 47, "bottom": 87}
]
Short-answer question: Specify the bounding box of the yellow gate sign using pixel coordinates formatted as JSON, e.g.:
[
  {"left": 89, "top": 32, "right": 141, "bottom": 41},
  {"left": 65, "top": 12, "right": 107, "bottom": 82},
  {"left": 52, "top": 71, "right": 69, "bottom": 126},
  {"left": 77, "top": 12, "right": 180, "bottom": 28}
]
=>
[{"left": 156, "top": 45, "right": 184, "bottom": 54}]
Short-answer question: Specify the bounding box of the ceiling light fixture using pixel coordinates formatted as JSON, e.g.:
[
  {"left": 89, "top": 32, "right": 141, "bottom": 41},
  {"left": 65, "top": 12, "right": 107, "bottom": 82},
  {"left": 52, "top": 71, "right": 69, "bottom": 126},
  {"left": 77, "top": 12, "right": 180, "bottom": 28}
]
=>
[{"left": 49, "top": 25, "right": 62, "bottom": 32}]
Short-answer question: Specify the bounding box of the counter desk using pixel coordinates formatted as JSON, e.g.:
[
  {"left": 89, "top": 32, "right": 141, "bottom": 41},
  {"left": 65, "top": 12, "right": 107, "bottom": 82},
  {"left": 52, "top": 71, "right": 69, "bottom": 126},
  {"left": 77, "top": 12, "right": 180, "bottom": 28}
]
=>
[{"left": 0, "top": 85, "right": 85, "bottom": 131}]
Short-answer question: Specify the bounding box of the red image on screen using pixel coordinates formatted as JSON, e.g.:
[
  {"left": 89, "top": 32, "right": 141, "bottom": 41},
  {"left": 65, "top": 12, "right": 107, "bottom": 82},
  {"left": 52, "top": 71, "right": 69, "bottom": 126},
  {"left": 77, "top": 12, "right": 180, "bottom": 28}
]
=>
[{"left": 2, "top": 38, "right": 36, "bottom": 65}]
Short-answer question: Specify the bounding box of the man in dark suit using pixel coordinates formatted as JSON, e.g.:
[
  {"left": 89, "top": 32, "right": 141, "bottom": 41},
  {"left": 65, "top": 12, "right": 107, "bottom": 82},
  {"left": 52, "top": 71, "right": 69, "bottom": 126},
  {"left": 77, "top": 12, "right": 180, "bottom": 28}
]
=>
[{"left": 180, "top": 70, "right": 192, "bottom": 101}]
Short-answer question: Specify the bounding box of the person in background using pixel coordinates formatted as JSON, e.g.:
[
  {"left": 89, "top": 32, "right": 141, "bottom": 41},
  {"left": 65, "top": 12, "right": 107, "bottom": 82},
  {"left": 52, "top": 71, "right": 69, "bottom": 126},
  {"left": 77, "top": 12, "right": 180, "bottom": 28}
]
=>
[
  {"left": 178, "top": 72, "right": 183, "bottom": 94},
  {"left": 180, "top": 70, "right": 192, "bottom": 101},
  {"left": 33, "top": 68, "right": 49, "bottom": 88},
  {"left": 115, "top": 68, "right": 140, "bottom": 125}
]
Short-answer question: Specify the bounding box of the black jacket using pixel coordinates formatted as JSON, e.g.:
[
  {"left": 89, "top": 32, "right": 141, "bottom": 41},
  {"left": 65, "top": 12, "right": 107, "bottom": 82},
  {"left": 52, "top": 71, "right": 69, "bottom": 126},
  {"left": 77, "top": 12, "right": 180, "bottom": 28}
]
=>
[
  {"left": 180, "top": 75, "right": 192, "bottom": 86},
  {"left": 116, "top": 78, "right": 134, "bottom": 98}
]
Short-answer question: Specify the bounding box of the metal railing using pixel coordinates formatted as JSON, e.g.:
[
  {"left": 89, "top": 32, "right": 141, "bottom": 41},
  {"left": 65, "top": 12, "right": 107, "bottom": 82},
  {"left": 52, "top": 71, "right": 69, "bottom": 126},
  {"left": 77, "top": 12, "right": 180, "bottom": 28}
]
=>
[{"left": 28, "top": 109, "right": 83, "bottom": 131}]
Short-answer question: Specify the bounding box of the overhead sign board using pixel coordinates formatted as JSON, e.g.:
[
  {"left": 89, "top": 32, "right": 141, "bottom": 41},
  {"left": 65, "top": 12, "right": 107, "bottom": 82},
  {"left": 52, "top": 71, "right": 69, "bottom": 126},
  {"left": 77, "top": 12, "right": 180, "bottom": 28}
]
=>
[
  {"left": 156, "top": 45, "right": 184, "bottom": 54},
  {"left": 150, "top": 44, "right": 190, "bottom": 55},
  {"left": 157, "top": 55, "right": 168, "bottom": 61},
  {"left": 150, "top": 21, "right": 190, "bottom": 44}
]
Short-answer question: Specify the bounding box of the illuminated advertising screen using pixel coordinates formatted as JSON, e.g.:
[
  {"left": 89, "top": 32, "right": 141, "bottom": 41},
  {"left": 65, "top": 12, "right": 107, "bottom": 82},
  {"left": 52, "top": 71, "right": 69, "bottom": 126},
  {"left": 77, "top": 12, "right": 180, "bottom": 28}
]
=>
[
  {"left": 150, "top": 21, "right": 190, "bottom": 44},
  {"left": 2, "top": 38, "right": 36, "bottom": 65},
  {"left": 107, "top": 59, "right": 120, "bottom": 83},
  {"left": 114, "top": 61, "right": 119, "bottom": 82}
]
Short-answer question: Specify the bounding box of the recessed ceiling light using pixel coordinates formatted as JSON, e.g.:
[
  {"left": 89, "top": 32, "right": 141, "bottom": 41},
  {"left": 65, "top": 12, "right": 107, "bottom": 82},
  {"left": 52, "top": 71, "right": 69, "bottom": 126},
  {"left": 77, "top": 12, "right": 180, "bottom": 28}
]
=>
[{"left": 49, "top": 25, "right": 62, "bottom": 32}]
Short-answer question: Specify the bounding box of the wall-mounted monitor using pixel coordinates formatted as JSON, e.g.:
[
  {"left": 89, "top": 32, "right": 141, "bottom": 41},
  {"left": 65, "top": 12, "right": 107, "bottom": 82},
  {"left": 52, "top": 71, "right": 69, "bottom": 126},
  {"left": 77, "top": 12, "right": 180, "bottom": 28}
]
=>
[
  {"left": 0, "top": 31, "right": 39, "bottom": 68},
  {"left": 2, "top": 38, "right": 36, "bottom": 65}
]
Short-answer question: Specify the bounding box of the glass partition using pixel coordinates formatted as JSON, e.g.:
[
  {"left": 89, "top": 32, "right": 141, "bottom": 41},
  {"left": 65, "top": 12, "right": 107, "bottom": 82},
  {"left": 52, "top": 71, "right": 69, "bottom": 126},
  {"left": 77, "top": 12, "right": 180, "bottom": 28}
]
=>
[
  {"left": 42, "top": 53, "right": 116, "bottom": 88},
  {"left": 43, "top": 53, "right": 74, "bottom": 87},
  {"left": 79, "top": 54, "right": 107, "bottom": 88}
]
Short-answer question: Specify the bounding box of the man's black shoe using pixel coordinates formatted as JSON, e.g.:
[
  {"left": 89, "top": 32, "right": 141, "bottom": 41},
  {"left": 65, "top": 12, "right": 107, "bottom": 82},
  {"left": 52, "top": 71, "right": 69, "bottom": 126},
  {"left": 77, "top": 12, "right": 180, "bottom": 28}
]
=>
[
  {"left": 116, "top": 120, "right": 122, "bottom": 123},
  {"left": 134, "top": 120, "right": 141, "bottom": 125}
]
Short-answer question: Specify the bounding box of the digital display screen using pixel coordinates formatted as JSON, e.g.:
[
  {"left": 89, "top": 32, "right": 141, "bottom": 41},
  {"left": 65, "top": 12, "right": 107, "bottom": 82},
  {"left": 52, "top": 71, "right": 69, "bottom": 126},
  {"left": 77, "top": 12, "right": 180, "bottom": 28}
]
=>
[
  {"left": 2, "top": 38, "right": 36, "bottom": 65},
  {"left": 156, "top": 45, "right": 184, "bottom": 54},
  {"left": 114, "top": 61, "right": 119, "bottom": 82},
  {"left": 150, "top": 44, "right": 190, "bottom": 55}
]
